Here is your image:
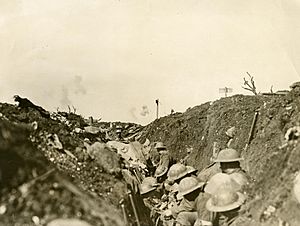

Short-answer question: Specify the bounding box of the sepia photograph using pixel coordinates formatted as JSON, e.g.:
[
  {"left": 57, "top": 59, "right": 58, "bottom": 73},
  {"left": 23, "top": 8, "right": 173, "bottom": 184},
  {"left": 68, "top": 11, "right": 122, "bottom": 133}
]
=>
[{"left": 1, "top": 0, "right": 300, "bottom": 225}]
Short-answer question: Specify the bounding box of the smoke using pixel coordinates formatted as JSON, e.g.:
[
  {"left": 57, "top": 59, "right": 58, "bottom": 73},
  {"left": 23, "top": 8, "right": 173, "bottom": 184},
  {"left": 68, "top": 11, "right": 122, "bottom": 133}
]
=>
[
  {"left": 129, "top": 107, "right": 137, "bottom": 120},
  {"left": 59, "top": 75, "right": 86, "bottom": 109},
  {"left": 74, "top": 75, "right": 87, "bottom": 95},
  {"left": 60, "top": 86, "right": 72, "bottom": 106},
  {"left": 140, "top": 105, "right": 149, "bottom": 116}
]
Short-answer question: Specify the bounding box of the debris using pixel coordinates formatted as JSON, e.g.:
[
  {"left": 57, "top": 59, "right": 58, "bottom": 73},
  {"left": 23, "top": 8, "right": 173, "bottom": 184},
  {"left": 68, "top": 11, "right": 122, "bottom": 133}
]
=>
[
  {"left": 18, "top": 183, "right": 29, "bottom": 197},
  {"left": 64, "top": 149, "right": 77, "bottom": 159},
  {"left": 86, "top": 142, "right": 121, "bottom": 174},
  {"left": 106, "top": 141, "right": 147, "bottom": 168},
  {"left": 290, "top": 81, "right": 300, "bottom": 89},
  {"left": 261, "top": 205, "right": 276, "bottom": 220},
  {"left": 285, "top": 106, "right": 293, "bottom": 110},
  {"left": 0, "top": 205, "right": 7, "bottom": 215},
  {"left": 32, "top": 216, "right": 40, "bottom": 225},
  {"left": 278, "top": 218, "right": 290, "bottom": 226},
  {"left": 19, "top": 169, "right": 56, "bottom": 197},
  {"left": 261, "top": 90, "right": 289, "bottom": 96},
  {"left": 83, "top": 138, "right": 91, "bottom": 144},
  {"left": 143, "top": 138, "right": 150, "bottom": 147},
  {"left": 84, "top": 126, "right": 101, "bottom": 134},
  {"left": 275, "top": 90, "right": 289, "bottom": 95},
  {"left": 285, "top": 126, "right": 300, "bottom": 141},
  {"left": 31, "top": 121, "right": 38, "bottom": 130},
  {"left": 74, "top": 128, "right": 83, "bottom": 133},
  {"left": 225, "top": 126, "right": 236, "bottom": 138},
  {"left": 3, "top": 84, "right": 300, "bottom": 225},
  {"left": 47, "top": 134, "right": 63, "bottom": 150}
]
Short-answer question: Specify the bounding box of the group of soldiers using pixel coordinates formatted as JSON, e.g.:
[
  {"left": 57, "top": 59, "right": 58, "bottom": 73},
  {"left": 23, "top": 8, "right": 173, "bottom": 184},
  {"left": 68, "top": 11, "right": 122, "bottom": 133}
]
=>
[{"left": 125, "top": 141, "right": 250, "bottom": 226}]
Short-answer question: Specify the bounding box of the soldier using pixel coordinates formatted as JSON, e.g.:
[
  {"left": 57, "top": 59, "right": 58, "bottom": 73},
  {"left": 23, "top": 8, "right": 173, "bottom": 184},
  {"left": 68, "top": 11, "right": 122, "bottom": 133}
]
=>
[
  {"left": 195, "top": 173, "right": 246, "bottom": 226},
  {"left": 205, "top": 186, "right": 246, "bottom": 226},
  {"left": 140, "top": 177, "right": 162, "bottom": 224},
  {"left": 204, "top": 173, "right": 241, "bottom": 195},
  {"left": 140, "top": 177, "right": 161, "bottom": 206},
  {"left": 154, "top": 164, "right": 169, "bottom": 195},
  {"left": 155, "top": 162, "right": 169, "bottom": 183},
  {"left": 165, "top": 163, "right": 197, "bottom": 194},
  {"left": 156, "top": 163, "right": 199, "bottom": 226},
  {"left": 214, "top": 148, "right": 249, "bottom": 188},
  {"left": 167, "top": 164, "right": 197, "bottom": 184},
  {"left": 169, "top": 177, "right": 206, "bottom": 226},
  {"left": 155, "top": 142, "right": 172, "bottom": 170},
  {"left": 147, "top": 142, "right": 172, "bottom": 177}
]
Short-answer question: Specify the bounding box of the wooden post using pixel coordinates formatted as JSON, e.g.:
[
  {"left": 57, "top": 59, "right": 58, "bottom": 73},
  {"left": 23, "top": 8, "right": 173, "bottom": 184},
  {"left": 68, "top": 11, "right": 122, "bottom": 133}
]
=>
[
  {"left": 219, "top": 87, "right": 233, "bottom": 97},
  {"left": 155, "top": 99, "right": 159, "bottom": 119},
  {"left": 128, "top": 191, "right": 140, "bottom": 226}
]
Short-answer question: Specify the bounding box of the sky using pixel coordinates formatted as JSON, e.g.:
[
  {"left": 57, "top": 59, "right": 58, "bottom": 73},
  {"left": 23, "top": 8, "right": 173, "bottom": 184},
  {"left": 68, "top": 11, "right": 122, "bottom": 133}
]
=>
[{"left": 0, "top": 0, "right": 300, "bottom": 125}]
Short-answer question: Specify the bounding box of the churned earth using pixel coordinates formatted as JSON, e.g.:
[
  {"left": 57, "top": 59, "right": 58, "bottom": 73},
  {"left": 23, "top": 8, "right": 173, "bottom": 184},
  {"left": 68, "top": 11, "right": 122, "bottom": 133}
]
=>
[
  {"left": 141, "top": 87, "right": 300, "bottom": 226},
  {"left": 1, "top": 85, "right": 300, "bottom": 226},
  {"left": 0, "top": 104, "right": 127, "bottom": 226}
]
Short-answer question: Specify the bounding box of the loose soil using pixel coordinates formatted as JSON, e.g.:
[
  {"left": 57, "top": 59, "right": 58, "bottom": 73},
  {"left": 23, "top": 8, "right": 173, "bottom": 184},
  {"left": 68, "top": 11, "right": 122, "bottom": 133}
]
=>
[{"left": 1, "top": 87, "right": 300, "bottom": 226}]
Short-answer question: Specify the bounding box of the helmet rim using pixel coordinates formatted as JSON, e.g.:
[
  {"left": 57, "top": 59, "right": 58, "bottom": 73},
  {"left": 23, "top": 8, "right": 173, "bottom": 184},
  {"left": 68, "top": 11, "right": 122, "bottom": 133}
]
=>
[
  {"left": 177, "top": 181, "right": 205, "bottom": 200},
  {"left": 206, "top": 191, "right": 245, "bottom": 212}
]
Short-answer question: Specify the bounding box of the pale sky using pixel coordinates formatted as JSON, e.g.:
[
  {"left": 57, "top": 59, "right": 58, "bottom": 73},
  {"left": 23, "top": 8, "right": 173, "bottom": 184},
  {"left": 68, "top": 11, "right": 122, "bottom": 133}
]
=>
[{"left": 0, "top": 0, "right": 300, "bottom": 125}]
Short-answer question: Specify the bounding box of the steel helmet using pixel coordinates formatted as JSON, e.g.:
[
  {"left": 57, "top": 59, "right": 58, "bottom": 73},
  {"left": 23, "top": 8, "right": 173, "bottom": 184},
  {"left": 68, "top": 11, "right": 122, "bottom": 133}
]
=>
[
  {"left": 167, "top": 163, "right": 190, "bottom": 182},
  {"left": 154, "top": 142, "right": 167, "bottom": 150},
  {"left": 206, "top": 186, "right": 245, "bottom": 212},
  {"left": 186, "top": 165, "right": 197, "bottom": 174},
  {"left": 47, "top": 219, "right": 92, "bottom": 226},
  {"left": 140, "top": 177, "right": 159, "bottom": 195},
  {"left": 205, "top": 173, "right": 241, "bottom": 195},
  {"left": 230, "top": 172, "right": 249, "bottom": 188},
  {"left": 155, "top": 165, "right": 169, "bottom": 178},
  {"left": 214, "top": 148, "right": 243, "bottom": 163},
  {"left": 177, "top": 177, "right": 205, "bottom": 199}
]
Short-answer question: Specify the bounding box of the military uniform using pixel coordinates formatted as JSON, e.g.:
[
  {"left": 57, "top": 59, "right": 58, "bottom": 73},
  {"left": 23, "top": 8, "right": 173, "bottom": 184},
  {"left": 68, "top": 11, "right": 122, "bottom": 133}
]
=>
[
  {"left": 205, "top": 187, "right": 246, "bottom": 226},
  {"left": 171, "top": 177, "right": 206, "bottom": 226}
]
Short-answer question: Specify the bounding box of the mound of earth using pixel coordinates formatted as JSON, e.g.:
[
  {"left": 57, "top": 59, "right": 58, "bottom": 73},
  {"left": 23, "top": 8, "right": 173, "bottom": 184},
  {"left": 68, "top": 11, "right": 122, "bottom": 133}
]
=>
[
  {"left": 0, "top": 104, "right": 126, "bottom": 226},
  {"left": 140, "top": 88, "right": 300, "bottom": 225},
  {"left": 1, "top": 85, "right": 300, "bottom": 226}
]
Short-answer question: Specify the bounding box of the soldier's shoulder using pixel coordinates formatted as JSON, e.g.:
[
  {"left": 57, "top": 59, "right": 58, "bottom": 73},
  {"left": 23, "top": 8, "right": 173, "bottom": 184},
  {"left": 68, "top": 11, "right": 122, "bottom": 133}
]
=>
[{"left": 230, "top": 171, "right": 249, "bottom": 186}]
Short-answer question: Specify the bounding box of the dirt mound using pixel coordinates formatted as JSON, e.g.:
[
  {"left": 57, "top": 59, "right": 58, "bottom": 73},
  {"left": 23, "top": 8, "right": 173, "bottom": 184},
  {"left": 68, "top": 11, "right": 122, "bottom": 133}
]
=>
[
  {"left": 0, "top": 104, "right": 125, "bottom": 226},
  {"left": 141, "top": 95, "right": 265, "bottom": 169},
  {"left": 140, "top": 90, "right": 300, "bottom": 225},
  {"left": 2, "top": 87, "right": 300, "bottom": 226}
]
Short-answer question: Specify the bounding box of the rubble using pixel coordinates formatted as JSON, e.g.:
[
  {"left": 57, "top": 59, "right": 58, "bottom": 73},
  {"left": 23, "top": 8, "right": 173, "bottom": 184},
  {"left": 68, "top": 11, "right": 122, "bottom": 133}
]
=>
[
  {"left": 285, "top": 126, "right": 300, "bottom": 141},
  {"left": 85, "top": 142, "right": 121, "bottom": 174},
  {"left": 1, "top": 85, "right": 300, "bottom": 225},
  {"left": 84, "top": 126, "right": 101, "bottom": 134},
  {"left": 225, "top": 126, "right": 236, "bottom": 138},
  {"left": 47, "top": 134, "right": 63, "bottom": 150},
  {"left": 0, "top": 104, "right": 125, "bottom": 226},
  {"left": 289, "top": 81, "right": 300, "bottom": 89}
]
